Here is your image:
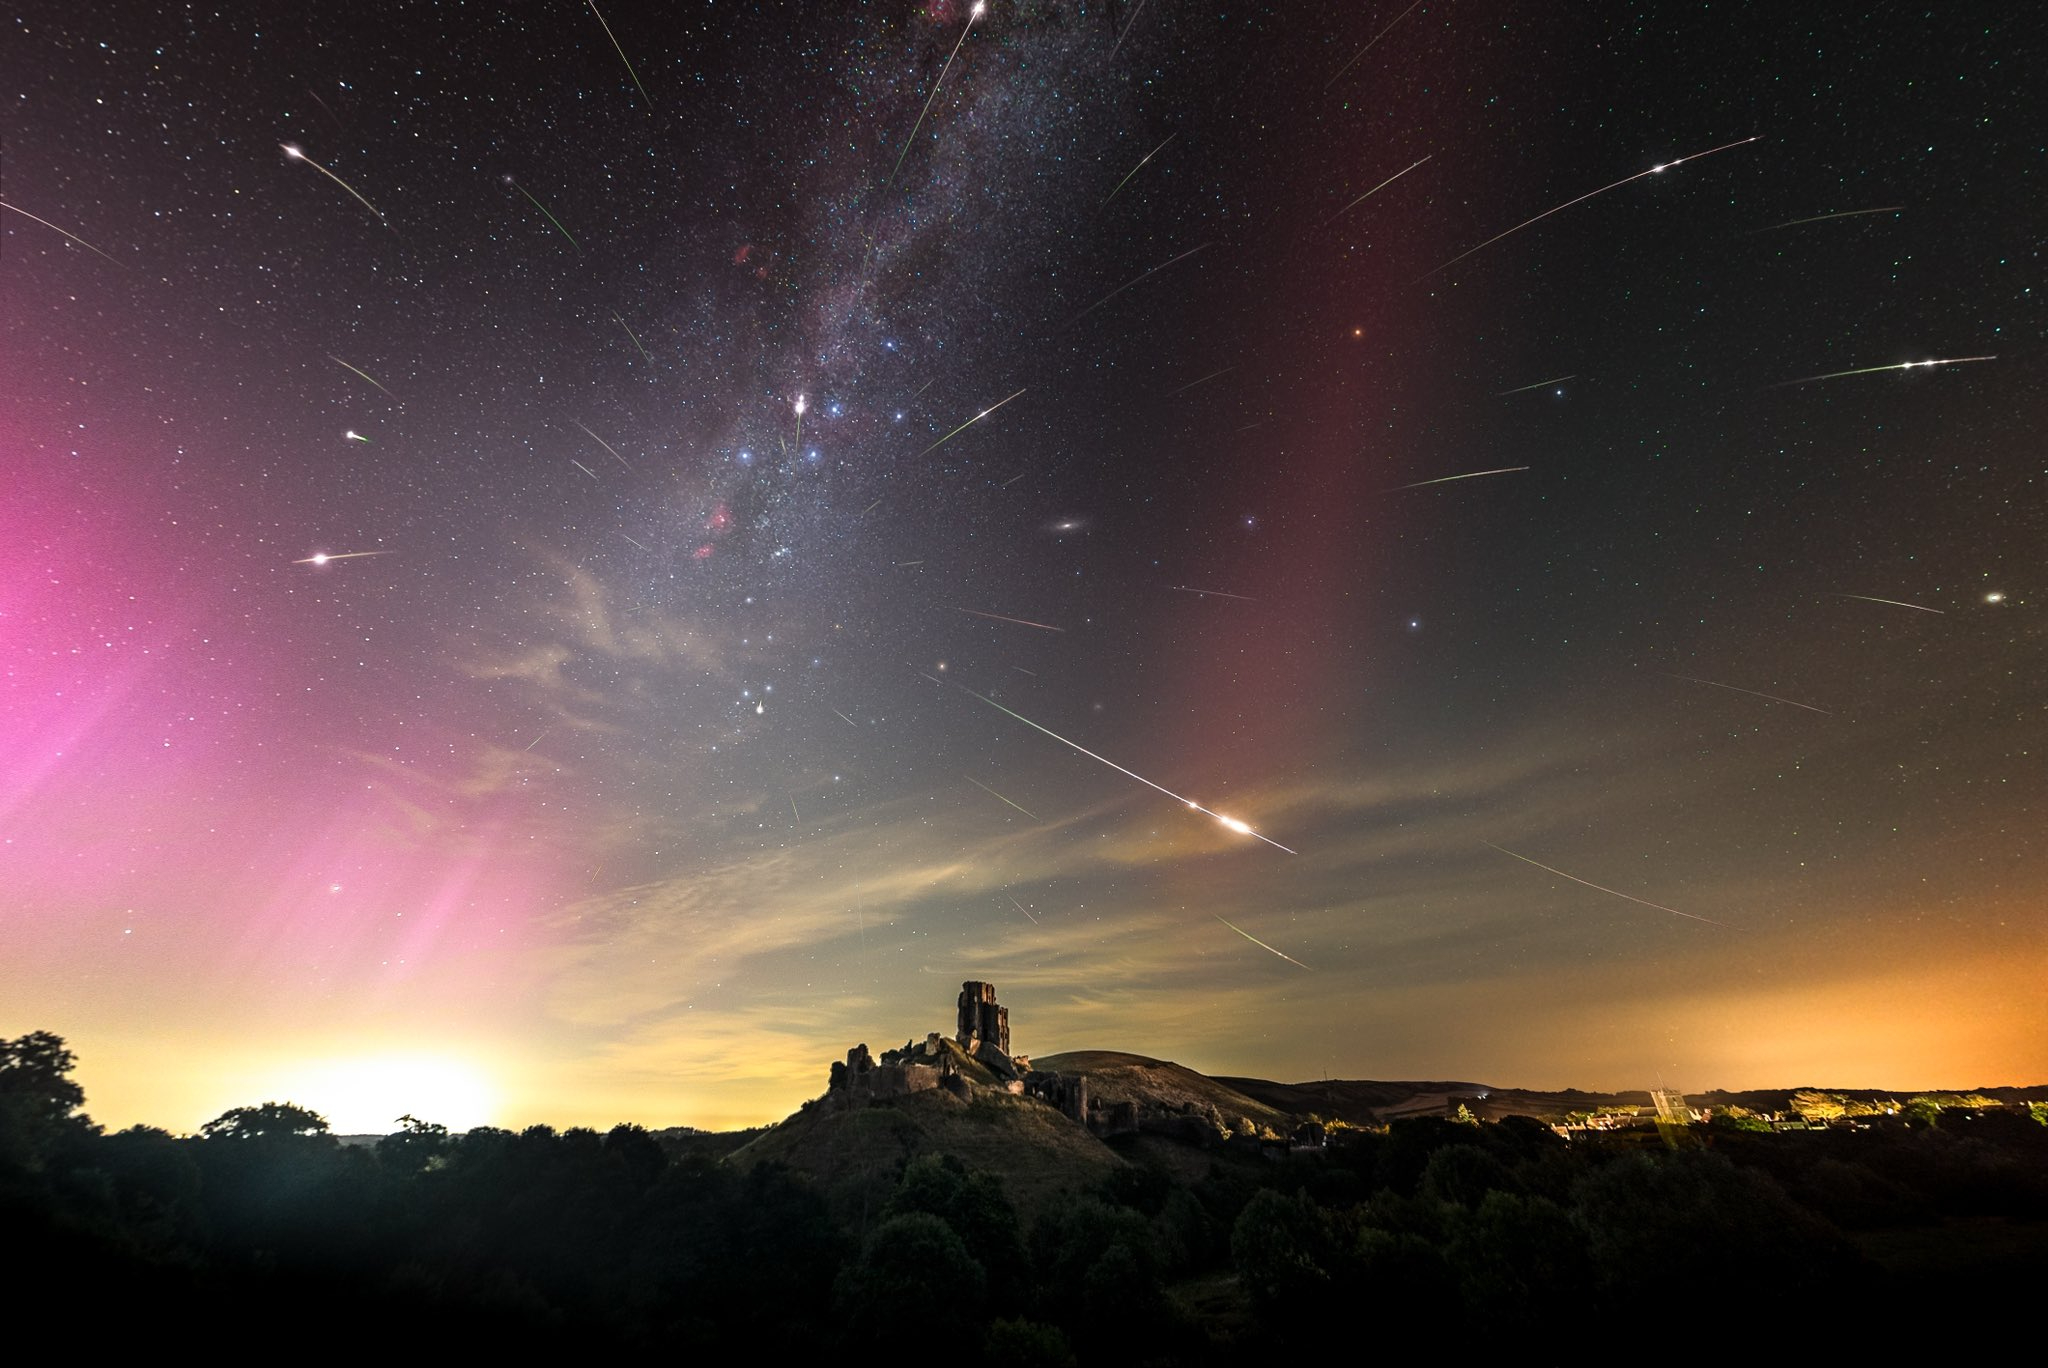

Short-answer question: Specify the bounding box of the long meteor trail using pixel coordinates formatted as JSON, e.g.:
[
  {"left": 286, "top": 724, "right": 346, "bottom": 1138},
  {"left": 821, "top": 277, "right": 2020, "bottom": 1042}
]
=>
[
  {"left": 585, "top": 0, "right": 652, "bottom": 107},
  {"left": 953, "top": 683, "right": 1296, "bottom": 853},
  {"left": 1751, "top": 205, "right": 1901, "bottom": 233},
  {"left": 329, "top": 355, "right": 398, "bottom": 401},
  {"left": 957, "top": 607, "right": 1064, "bottom": 632},
  {"left": 887, "top": 1, "right": 985, "bottom": 186},
  {"left": 1825, "top": 592, "right": 1944, "bottom": 615},
  {"left": 1393, "top": 466, "right": 1528, "bottom": 490},
  {"left": 1662, "top": 672, "right": 1830, "bottom": 714},
  {"left": 1169, "top": 584, "right": 1258, "bottom": 602},
  {"left": 573, "top": 420, "right": 631, "bottom": 469},
  {"left": 0, "top": 200, "right": 123, "bottom": 267},
  {"left": 1325, "top": 0, "right": 1424, "bottom": 89},
  {"left": 965, "top": 775, "right": 1038, "bottom": 820},
  {"left": 1484, "top": 842, "right": 1726, "bottom": 927},
  {"left": 1766, "top": 355, "right": 1994, "bottom": 389},
  {"left": 1071, "top": 242, "right": 1209, "bottom": 322},
  {"left": 1319, "top": 154, "right": 1431, "bottom": 227},
  {"left": 1421, "top": 135, "right": 1760, "bottom": 280},
  {"left": 916, "top": 388, "right": 1027, "bottom": 456},
  {"left": 281, "top": 144, "right": 388, "bottom": 225},
  {"left": 1497, "top": 374, "right": 1576, "bottom": 396},
  {"left": 1105, "top": 132, "right": 1177, "bottom": 203},
  {"left": 1215, "top": 916, "right": 1313, "bottom": 970}
]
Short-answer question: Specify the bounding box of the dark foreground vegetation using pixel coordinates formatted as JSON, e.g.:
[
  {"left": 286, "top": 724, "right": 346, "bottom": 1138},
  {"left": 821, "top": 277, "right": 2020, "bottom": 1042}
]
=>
[{"left": 6, "top": 1031, "right": 2046, "bottom": 1357}]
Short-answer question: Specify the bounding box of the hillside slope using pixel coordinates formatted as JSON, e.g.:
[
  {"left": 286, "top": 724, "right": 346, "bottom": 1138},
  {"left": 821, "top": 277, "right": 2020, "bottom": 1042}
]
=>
[
  {"left": 729, "top": 1087, "right": 1123, "bottom": 1220},
  {"left": 1033, "top": 1050, "right": 1294, "bottom": 1133}
]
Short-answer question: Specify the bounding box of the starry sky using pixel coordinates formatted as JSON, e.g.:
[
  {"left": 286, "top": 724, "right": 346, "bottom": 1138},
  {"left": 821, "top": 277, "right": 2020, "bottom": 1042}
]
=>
[{"left": 3, "top": 1, "right": 2042, "bottom": 1133}]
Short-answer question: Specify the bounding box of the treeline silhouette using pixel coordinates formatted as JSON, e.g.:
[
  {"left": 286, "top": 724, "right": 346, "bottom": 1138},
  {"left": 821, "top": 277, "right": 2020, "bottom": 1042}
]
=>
[{"left": 5, "top": 1030, "right": 2045, "bottom": 1356}]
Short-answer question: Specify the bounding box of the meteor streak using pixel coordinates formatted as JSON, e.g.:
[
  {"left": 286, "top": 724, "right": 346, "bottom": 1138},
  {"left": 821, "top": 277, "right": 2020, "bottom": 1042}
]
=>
[
  {"left": 886, "top": 1, "right": 985, "bottom": 187},
  {"left": 1421, "top": 136, "right": 1760, "bottom": 280},
  {"left": 573, "top": 420, "right": 631, "bottom": 469},
  {"left": 281, "top": 144, "right": 388, "bottom": 225},
  {"left": 620, "top": 532, "right": 650, "bottom": 551},
  {"left": 1163, "top": 365, "right": 1233, "bottom": 398},
  {"left": 293, "top": 550, "right": 391, "bottom": 565},
  {"left": 1215, "top": 916, "right": 1313, "bottom": 970},
  {"left": 1825, "top": 593, "right": 1944, "bottom": 615},
  {"left": 1324, "top": 0, "right": 1424, "bottom": 90},
  {"left": 613, "top": 313, "right": 653, "bottom": 363},
  {"left": 1009, "top": 896, "right": 1040, "bottom": 925},
  {"left": 0, "top": 200, "right": 123, "bottom": 267},
  {"left": 1319, "top": 154, "right": 1431, "bottom": 227},
  {"left": 1071, "top": 243, "right": 1209, "bottom": 322},
  {"left": 916, "top": 387, "right": 1027, "bottom": 456},
  {"left": 524, "top": 729, "right": 551, "bottom": 752},
  {"left": 829, "top": 708, "right": 858, "bottom": 728},
  {"left": 585, "top": 0, "right": 651, "bottom": 107},
  {"left": 965, "top": 775, "right": 1038, "bottom": 820},
  {"left": 507, "top": 178, "right": 580, "bottom": 254},
  {"left": 1393, "top": 466, "right": 1528, "bottom": 490},
  {"left": 1751, "top": 205, "right": 1901, "bottom": 233},
  {"left": 1484, "top": 842, "right": 1727, "bottom": 927},
  {"left": 569, "top": 458, "right": 599, "bottom": 480},
  {"left": 1662, "top": 673, "right": 1829, "bottom": 714},
  {"left": 957, "top": 607, "right": 1064, "bottom": 632},
  {"left": 954, "top": 683, "right": 1296, "bottom": 853},
  {"left": 1107, "top": 0, "right": 1149, "bottom": 61},
  {"left": 344, "top": 430, "right": 369, "bottom": 443},
  {"left": 1497, "top": 374, "right": 1575, "bottom": 396},
  {"left": 329, "top": 355, "right": 398, "bottom": 401},
  {"left": 1766, "top": 355, "right": 1995, "bottom": 388},
  {"left": 1169, "top": 584, "right": 1258, "bottom": 602},
  {"left": 1104, "top": 132, "right": 1177, "bottom": 203}
]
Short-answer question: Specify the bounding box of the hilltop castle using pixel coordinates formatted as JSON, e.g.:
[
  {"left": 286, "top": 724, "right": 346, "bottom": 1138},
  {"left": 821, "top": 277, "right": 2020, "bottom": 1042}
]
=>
[{"left": 820, "top": 981, "right": 1135, "bottom": 1134}]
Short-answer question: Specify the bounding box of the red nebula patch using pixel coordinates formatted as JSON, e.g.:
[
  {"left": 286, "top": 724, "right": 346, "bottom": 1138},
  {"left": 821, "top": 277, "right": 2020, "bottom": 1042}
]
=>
[
  {"left": 692, "top": 545, "right": 713, "bottom": 560},
  {"left": 733, "top": 244, "right": 753, "bottom": 265}
]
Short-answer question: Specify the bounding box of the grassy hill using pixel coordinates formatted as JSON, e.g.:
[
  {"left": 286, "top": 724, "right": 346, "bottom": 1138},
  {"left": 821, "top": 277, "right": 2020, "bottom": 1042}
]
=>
[
  {"left": 728, "top": 1086, "right": 1123, "bottom": 1221},
  {"left": 1033, "top": 1050, "right": 1295, "bottom": 1133}
]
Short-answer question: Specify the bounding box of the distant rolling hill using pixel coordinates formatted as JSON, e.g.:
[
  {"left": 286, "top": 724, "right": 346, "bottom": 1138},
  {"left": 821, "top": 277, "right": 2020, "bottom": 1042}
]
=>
[{"left": 1032, "top": 1051, "right": 1295, "bottom": 1131}]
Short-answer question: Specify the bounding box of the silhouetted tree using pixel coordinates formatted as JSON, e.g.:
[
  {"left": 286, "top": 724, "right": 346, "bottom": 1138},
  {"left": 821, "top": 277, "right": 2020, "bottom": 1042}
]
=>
[
  {"left": 0, "top": 1030, "right": 97, "bottom": 1168},
  {"left": 201, "top": 1101, "right": 333, "bottom": 1142}
]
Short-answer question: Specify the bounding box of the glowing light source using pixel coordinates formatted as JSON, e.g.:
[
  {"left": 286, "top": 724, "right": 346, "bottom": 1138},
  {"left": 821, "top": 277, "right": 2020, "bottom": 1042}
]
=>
[{"left": 275, "top": 1054, "right": 499, "bottom": 1133}]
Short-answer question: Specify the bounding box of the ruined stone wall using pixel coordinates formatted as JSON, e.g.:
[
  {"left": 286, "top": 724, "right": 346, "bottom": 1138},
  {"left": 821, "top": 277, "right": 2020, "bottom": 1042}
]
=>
[{"left": 955, "top": 980, "right": 1010, "bottom": 1055}]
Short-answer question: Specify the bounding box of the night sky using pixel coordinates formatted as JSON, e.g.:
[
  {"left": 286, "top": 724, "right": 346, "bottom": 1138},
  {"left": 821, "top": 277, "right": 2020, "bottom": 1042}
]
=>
[{"left": 4, "top": 1, "right": 2041, "bottom": 1133}]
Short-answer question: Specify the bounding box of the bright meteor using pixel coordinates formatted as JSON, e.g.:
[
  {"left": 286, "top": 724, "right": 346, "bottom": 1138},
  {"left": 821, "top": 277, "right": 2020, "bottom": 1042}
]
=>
[
  {"left": 1421, "top": 135, "right": 1760, "bottom": 280},
  {"left": 1393, "top": 466, "right": 1529, "bottom": 490},
  {"left": 0, "top": 200, "right": 123, "bottom": 267},
  {"left": 281, "top": 144, "right": 388, "bottom": 225},
  {"left": 953, "top": 683, "right": 1296, "bottom": 853},
  {"left": 1319, "top": 154, "right": 1431, "bottom": 227},
  {"left": 1766, "top": 355, "right": 1995, "bottom": 389},
  {"left": 329, "top": 355, "right": 398, "bottom": 401},
  {"left": 1825, "top": 593, "right": 1944, "bottom": 615},
  {"left": 293, "top": 550, "right": 392, "bottom": 566},
  {"left": 886, "top": 1, "right": 985, "bottom": 187},
  {"left": 917, "top": 388, "right": 1027, "bottom": 457}
]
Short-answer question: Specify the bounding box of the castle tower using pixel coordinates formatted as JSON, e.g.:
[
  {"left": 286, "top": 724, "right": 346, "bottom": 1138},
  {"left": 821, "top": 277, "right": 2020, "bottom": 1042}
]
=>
[{"left": 955, "top": 980, "right": 1009, "bottom": 1056}]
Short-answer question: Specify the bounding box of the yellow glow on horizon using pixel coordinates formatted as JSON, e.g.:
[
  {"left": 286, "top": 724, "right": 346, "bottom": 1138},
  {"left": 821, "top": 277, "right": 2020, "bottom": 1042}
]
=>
[{"left": 265, "top": 1054, "right": 500, "bottom": 1134}]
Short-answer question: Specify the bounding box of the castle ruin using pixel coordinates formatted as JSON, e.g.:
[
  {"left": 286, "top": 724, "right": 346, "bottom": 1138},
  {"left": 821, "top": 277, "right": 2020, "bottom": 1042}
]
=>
[{"left": 956, "top": 980, "right": 1009, "bottom": 1056}]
